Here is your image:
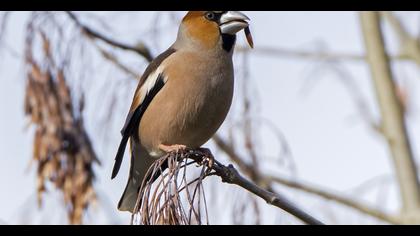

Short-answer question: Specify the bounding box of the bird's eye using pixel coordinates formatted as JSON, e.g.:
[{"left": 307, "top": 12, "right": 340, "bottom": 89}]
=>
[{"left": 205, "top": 12, "right": 216, "bottom": 21}]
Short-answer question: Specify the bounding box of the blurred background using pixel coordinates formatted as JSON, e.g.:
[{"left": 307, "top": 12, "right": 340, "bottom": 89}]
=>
[{"left": 0, "top": 11, "right": 419, "bottom": 225}]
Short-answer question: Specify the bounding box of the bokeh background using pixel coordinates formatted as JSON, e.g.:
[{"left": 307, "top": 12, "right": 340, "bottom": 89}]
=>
[{"left": 0, "top": 11, "right": 419, "bottom": 225}]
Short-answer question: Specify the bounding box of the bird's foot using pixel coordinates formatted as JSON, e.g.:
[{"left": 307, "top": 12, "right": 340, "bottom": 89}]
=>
[
  {"left": 158, "top": 144, "right": 188, "bottom": 155},
  {"left": 196, "top": 147, "right": 215, "bottom": 170},
  {"left": 158, "top": 145, "right": 214, "bottom": 170}
]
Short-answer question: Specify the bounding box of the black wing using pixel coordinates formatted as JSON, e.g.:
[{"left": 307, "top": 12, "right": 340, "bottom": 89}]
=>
[
  {"left": 111, "top": 74, "right": 166, "bottom": 179},
  {"left": 111, "top": 48, "right": 176, "bottom": 179}
]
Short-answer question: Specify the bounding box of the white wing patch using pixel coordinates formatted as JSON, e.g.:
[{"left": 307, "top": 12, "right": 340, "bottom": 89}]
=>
[{"left": 138, "top": 66, "right": 167, "bottom": 105}]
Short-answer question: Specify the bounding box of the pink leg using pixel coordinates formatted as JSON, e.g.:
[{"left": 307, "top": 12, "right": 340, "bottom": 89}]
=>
[{"left": 158, "top": 144, "right": 188, "bottom": 154}]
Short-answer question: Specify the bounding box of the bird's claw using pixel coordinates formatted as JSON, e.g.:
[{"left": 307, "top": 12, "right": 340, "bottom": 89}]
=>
[
  {"left": 196, "top": 148, "right": 215, "bottom": 170},
  {"left": 159, "top": 145, "right": 215, "bottom": 170}
]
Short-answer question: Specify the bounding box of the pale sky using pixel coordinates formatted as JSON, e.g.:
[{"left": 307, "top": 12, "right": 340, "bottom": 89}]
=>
[{"left": 0, "top": 11, "right": 419, "bottom": 225}]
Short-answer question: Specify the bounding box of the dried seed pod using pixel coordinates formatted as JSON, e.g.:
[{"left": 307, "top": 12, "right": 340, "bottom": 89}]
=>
[{"left": 24, "top": 33, "right": 99, "bottom": 224}]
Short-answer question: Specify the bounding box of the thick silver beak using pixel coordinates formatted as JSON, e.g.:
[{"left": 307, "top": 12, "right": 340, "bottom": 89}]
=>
[{"left": 219, "top": 11, "right": 250, "bottom": 35}]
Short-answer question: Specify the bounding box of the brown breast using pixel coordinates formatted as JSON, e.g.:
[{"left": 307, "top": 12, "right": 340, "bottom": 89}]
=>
[{"left": 139, "top": 50, "right": 234, "bottom": 157}]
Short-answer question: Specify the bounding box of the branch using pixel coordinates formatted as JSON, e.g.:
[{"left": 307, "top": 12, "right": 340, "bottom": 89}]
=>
[
  {"left": 211, "top": 161, "right": 324, "bottom": 225},
  {"left": 236, "top": 45, "right": 410, "bottom": 62},
  {"left": 267, "top": 175, "right": 401, "bottom": 224},
  {"left": 93, "top": 43, "right": 139, "bottom": 78},
  {"left": 65, "top": 11, "right": 153, "bottom": 62},
  {"left": 213, "top": 135, "right": 254, "bottom": 176},
  {"left": 135, "top": 150, "right": 324, "bottom": 225},
  {"left": 212, "top": 135, "right": 399, "bottom": 224},
  {"left": 361, "top": 11, "right": 420, "bottom": 222},
  {"left": 381, "top": 12, "right": 420, "bottom": 66}
]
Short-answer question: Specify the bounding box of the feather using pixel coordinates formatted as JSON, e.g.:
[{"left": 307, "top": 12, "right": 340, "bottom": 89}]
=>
[{"left": 111, "top": 48, "right": 176, "bottom": 179}]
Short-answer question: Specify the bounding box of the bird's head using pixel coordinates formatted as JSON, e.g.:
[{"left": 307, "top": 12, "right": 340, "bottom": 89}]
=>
[{"left": 176, "top": 11, "right": 253, "bottom": 52}]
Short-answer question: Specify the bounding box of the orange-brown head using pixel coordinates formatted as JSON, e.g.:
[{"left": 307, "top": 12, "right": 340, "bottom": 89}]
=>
[{"left": 176, "top": 11, "right": 251, "bottom": 52}]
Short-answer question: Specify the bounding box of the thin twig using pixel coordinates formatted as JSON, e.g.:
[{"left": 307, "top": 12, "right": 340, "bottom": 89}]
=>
[
  {"left": 211, "top": 161, "right": 324, "bottom": 225},
  {"left": 236, "top": 46, "right": 410, "bottom": 62},
  {"left": 65, "top": 11, "right": 153, "bottom": 62},
  {"left": 267, "top": 175, "right": 401, "bottom": 224},
  {"left": 213, "top": 134, "right": 399, "bottom": 224},
  {"left": 361, "top": 11, "right": 420, "bottom": 223},
  {"left": 381, "top": 12, "right": 420, "bottom": 66},
  {"left": 134, "top": 150, "right": 324, "bottom": 225},
  {"left": 93, "top": 43, "right": 139, "bottom": 78}
]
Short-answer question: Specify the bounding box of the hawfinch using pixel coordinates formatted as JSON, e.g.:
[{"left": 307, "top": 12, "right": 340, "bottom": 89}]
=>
[{"left": 112, "top": 11, "right": 253, "bottom": 212}]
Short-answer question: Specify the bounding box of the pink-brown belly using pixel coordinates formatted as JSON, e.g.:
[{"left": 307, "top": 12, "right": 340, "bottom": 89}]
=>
[{"left": 139, "top": 72, "right": 234, "bottom": 157}]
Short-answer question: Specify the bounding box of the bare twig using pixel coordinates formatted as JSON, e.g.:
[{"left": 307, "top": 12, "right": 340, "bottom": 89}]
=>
[
  {"left": 132, "top": 152, "right": 211, "bottom": 225},
  {"left": 65, "top": 11, "right": 153, "bottom": 62},
  {"left": 213, "top": 135, "right": 254, "bottom": 177},
  {"left": 381, "top": 12, "right": 420, "bottom": 66},
  {"left": 213, "top": 134, "right": 399, "bottom": 224},
  {"left": 361, "top": 11, "right": 420, "bottom": 223},
  {"left": 211, "top": 161, "right": 324, "bottom": 225},
  {"left": 236, "top": 46, "right": 410, "bottom": 62},
  {"left": 267, "top": 175, "right": 401, "bottom": 224},
  {"left": 92, "top": 42, "right": 139, "bottom": 78},
  {"left": 133, "top": 150, "right": 323, "bottom": 225}
]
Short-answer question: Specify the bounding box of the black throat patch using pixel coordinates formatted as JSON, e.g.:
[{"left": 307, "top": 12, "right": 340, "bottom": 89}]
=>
[{"left": 221, "top": 34, "right": 237, "bottom": 52}]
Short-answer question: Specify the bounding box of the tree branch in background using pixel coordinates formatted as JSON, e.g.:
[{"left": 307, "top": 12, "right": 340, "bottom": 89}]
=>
[
  {"left": 266, "top": 175, "right": 401, "bottom": 224},
  {"left": 213, "top": 134, "right": 400, "bottom": 224},
  {"left": 211, "top": 160, "right": 324, "bottom": 225},
  {"left": 92, "top": 42, "right": 139, "bottom": 78},
  {"left": 236, "top": 46, "right": 411, "bottom": 62},
  {"left": 361, "top": 11, "right": 420, "bottom": 224},
  {"left": 65, "top": 11, "right": 154, "bottom": 63},
  {"left": 381, "top": 11, "right": 420, "bottom": 66}
]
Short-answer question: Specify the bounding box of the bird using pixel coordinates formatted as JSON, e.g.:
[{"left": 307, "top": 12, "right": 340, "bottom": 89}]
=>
[{"left": 111, "top": 11, "right": 253, "bottom": 213}]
